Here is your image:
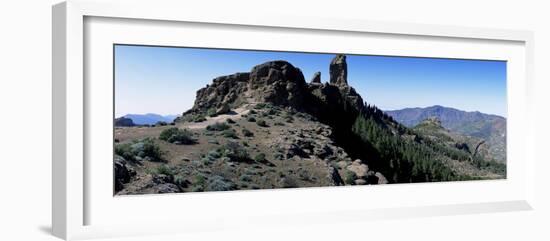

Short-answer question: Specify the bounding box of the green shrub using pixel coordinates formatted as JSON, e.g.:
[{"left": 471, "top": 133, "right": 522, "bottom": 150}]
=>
[
  {"left": 159, "top": 127, "right": 195, "bottom": 144},
  {"left": 135, "top": 138, "right": 164, "bottom": 162},
  {"left": 206, "top": 122, "right": 230, "bottom": 131},
  {"left": 239, "top": 175, "right": 252, "bottom": 182},
  {"left": 266, "top": 108, "right": 277, "bottom": 115},
  {"left": 154, "top": 164, "right": 174, "bottom": 176},
  {"left": 249, "top": 109, "right": 257, "bottom": 114},
  {"left": 254, "top": 103, "right": 268, "bottom": 109},
  {"left": 242, "top": 129, "right": 254, "bottom": 137},
  {"left": 207, "top": 150, "right": 222, "bottom": 159},
  {"left": 114, "top": 143, "right": 135, "bottom": 162},
  {"left": 256, "top": 119, "right": 268, "bottom": 127},
  {"left": 193, "top": 115, "right": 206, "bottom": 122},
  {"left": 254, "top": 153, "right": 266, "bottom": 162},
  {"left": 174, "top": 175, "right": 188, "bottom": 188},
  {"left": 222, "top": 128, "right": 238, "bottom": 139},
  {"left": 207, "top": 108, "right": 217, "bottom": 117},
  {"left": 219, "top": 142, "right": 250, "bottom": 162},
  {"left": 344, "top": 170, "right": 357, "bottom": 185},
  {"left": 226, "top": 118, "right": 235, "bottom": 124},
  {"left": 274, "top": 122, "right": 284, "bottom": 126},
  {"left": 191, "top": 174, "right": 206, "bottom": 192},
  {"left": 156, "top": 121, "right": 168, "bottom": 126},
  {"left": 206, "top": 175, "right": 236, "bottom": 191},
  {"left": 247, "top": 116, "right": 256, "bottom": 122},
  {"left": 115, "top": 138, "right": 164, "bottom": 163}
]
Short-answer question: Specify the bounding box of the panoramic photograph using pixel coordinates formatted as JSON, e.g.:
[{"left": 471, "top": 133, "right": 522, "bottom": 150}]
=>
[{"left": 113, "top": 45, "right": 507, "bottom": 195}]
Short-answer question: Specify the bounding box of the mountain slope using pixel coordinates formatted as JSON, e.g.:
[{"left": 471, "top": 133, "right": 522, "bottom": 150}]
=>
[{"left": 385, "top": 105, "right": 506, "bottom": 162}]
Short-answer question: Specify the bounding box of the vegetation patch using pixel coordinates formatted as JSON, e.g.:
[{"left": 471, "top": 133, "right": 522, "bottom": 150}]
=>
[
  {"left": 242, "top": 128, "right": 254, "bottom": 137},
  {"left": 191, "top": 174, "right": 206, "bottom": 192},
  {"left": 343, "top": 170, "right": 357, "bottom": 185},
  {"left": 256, "top": 119, "right": 269, "bottom": 127},
  {"left": 159, "top": 127, "right": 196, "bottom": 144},
  {"left": 218, "top": 141, "right": 251, "bottom": 162},
  {"left": 206, "top": 175, "right": 236, "bottom": 191},
  {"left": 222, "top": 128, "right": 239, "bottom": 139},
  {"left": 153, "top": 164, "right": 174, "bottom": 176},
  {"left": 254, "top": 153, "right": 266, "bottom": 162},
  {"left": 193, "top": 115, "right": 207, "bottom": 122},
  {"left": 207, "top": 108, "right": 218, "bottom": 117},
  {"left": 206, "top": 122, "right": 231, "bottom": 131},
  {"left": 115, "top": 138, "right": 164, "bottom": 163}
]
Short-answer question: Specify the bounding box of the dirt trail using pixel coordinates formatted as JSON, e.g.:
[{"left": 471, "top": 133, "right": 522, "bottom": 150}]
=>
[{"left": 179, "top": 105, "right": 251, "bottom": 129}]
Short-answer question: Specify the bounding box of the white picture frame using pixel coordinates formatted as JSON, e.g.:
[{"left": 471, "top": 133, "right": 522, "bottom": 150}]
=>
[{"left": 52, "top": 0, "right": 535, "bottom": 240}]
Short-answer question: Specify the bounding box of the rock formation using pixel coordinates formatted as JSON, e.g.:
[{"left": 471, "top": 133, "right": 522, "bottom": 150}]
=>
[
  {"left": 329, "top": 54, "right": 348, "bottom": 86},
  {"left": 310, "top": 71, "right": 321, "bottom": 84},
  {"left": 248, "top": 61, "right": 308, "bottom": 108}
]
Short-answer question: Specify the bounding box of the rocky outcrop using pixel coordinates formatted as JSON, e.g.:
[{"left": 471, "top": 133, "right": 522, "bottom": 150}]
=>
[
  {"left": 191, "top": 72, "right": 249, "bottom": 113},
  {"left": 181, "top": 54, "right": 365, "bottom": 123},
  {"left": 248, "top": 61, "right": 308, "bottom": 108},
  {"left": 114, "top": 155, "right": 136, "bottom": 192},
  {"left": 182, "top": 61, "right": 309, "bottom": 118},
  {"left": 346, "top": 159, "right": 369, "bottom": 178},
  {"left": 310, "top": 71, "right": 321, "bottom": 84},
  {"left": 115, "top": 117, "right": 135, "bottom": 127},
  {"left": 329, "top": 54, "right": 348, "bottom": 86}
]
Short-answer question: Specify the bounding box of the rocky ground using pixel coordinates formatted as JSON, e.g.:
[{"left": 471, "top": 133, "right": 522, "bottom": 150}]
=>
[{"left": 115, "top": 103, "right": 387, "bottom": 194}]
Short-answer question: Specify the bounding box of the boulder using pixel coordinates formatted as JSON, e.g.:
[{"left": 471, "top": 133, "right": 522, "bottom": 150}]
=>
[
  {"left": 216, "top": 102, "right": 231, "bottom": 115},
  {"left": 313, "top": 144, "right": 333, "bottom": 159},
  {"left": 355, "top": 179, "right": 367, "bottom": 185},
  {"left": 346, "top": 161, "right": 369, "bottom": 178},
  {"left": 327, "top": 166, "right": 344, "bottom": 186},
  {"left": 154, "top": 183, "right": 180, "bottom": 193},
  {"left": 375, "top": 172, "right": 389, "bottom": 184},
  {"left": 114, "top": 155, "right": 136, "bottom": 192},
  {"left": 336, "top": 160, "right": 349, "bottom": 169},
  {"left": 152, "top": 174, "right": 174, "bottom": 184}
]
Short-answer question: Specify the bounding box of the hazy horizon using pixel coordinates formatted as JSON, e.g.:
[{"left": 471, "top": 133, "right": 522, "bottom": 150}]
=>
[{"left": 115, "top": 45, "right": 507, "bottom": 118}]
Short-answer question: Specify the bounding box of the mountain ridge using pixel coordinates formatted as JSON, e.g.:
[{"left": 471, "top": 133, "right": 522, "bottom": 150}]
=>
[
  {"left": 385, "top": 105, "right": 506, "bottom": 163},
  {"left": 121, "top": 113, "right": 179, "bottom": 125}
]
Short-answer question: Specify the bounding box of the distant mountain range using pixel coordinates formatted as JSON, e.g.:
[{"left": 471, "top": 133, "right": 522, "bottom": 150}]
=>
[
  {"left": 385, "top": 105, "right": 506, "bottom": 162},
  {"left": 120, "top": 113, "right": 179, "bottom": 125}
]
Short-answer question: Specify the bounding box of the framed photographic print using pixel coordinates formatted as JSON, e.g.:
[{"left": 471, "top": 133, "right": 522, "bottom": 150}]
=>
[{"left": 52, "top": 0, "right": 535, "bottom": 240}]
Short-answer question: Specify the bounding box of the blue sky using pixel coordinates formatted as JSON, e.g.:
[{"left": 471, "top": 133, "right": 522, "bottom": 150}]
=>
[{"left": 115, "top": 45, "right": 507, "bottom": 117}]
